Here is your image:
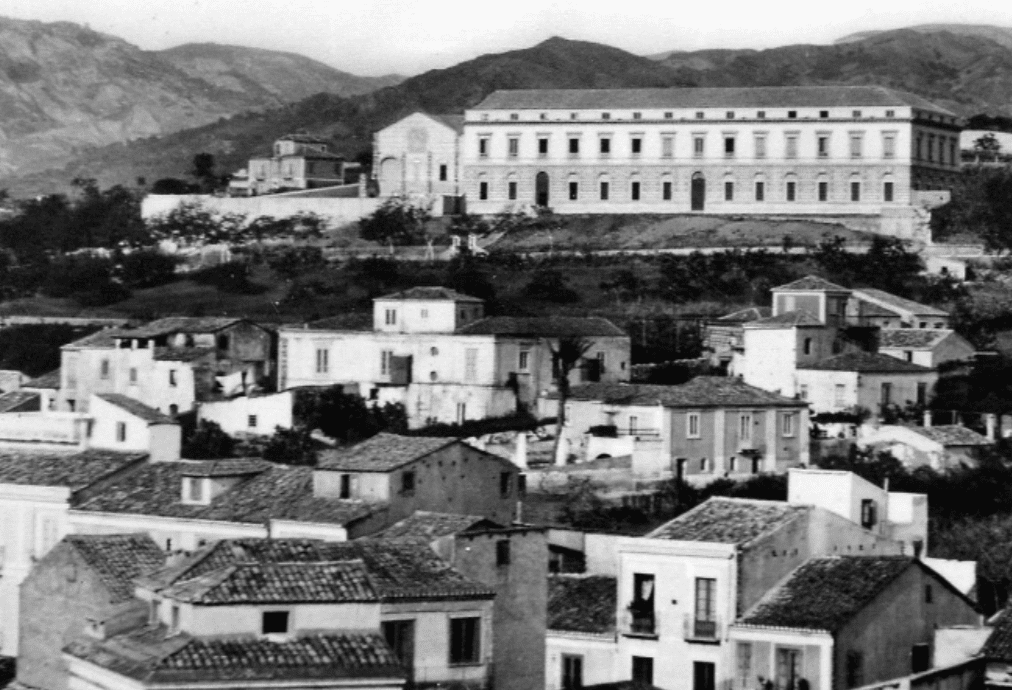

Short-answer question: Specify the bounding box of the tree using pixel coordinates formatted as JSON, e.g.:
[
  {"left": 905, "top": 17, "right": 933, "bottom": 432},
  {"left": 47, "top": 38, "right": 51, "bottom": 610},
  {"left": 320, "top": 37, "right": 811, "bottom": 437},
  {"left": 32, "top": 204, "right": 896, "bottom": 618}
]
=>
[
  {"left": 358, "top": 197, "right": 430, "bottom": 246},
  {"left": 549, "top": 336, "right": 593, "bottom": 463},
  {"left": 294, "top": 386, "right": 407, "bottom": 444},
  {"left": 524, "top": 268, "right": 580, "bottom": 303},
  {"left": 974, "top": 133, "right": 1002, "bottom": 163},
  {"left": 262, "top": 426, "right": 318, "bottom": 466},
  {"left": 182, "top": 420, "right": 235, "bottom": 459},
  {"left": 932, "top": 168, "right": 1012, "bottom": 253},
  {"left": 192, "top": 153, "right": 218, "bottom": 192}
]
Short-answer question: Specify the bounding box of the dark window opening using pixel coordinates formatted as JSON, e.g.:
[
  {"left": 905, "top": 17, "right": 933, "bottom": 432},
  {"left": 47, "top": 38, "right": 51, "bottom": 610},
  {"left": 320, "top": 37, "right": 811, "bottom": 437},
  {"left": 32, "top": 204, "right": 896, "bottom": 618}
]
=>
[
  {"left": 340, "top": 473, "right": 351, "bottom": 499},
  {"left": 563, "top": 655, "right": 583, "bottom": 690},
  {"left": 401, "top": 470, "right": 415, "bottom": 494},
  {"left": 496, "top": 540, "right": 511, "bottom": 566},
  {"left": 632, "top": 657, "right": 654, "bottom": 685},
  {"left": 439, "top": 165, "right": 448, "bottom": 181},
  {"left": 449, "top": 617, "right": 480, "bottom": 664},
  {"left": 262, "top": 611, "right": 289, "bottom": 635},
  {"left": 500, "top": 471, "right": 512, "bottom": 498}
]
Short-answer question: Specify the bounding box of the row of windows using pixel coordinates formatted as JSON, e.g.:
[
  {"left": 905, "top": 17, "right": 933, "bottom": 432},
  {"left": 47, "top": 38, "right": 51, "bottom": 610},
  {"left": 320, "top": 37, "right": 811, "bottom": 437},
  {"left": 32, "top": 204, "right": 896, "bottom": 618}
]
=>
[
  {"left": 801, "top": 381, "right": 929, "bottom": 407},
  {"left": 484, "top": 108, "right": 905, "bottom": 123},
  {"left": 683, "top": 411, "right": 796, "bottom": 439},
  {"left": 479, "top": 178, "right": 897, "bottom": 203}
]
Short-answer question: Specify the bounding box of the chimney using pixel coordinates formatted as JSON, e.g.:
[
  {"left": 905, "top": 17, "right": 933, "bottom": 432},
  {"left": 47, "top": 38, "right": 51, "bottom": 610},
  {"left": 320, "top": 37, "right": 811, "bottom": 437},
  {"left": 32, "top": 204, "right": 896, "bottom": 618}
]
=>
[
  {"left": 923, "top": 409, "right": 932, "bottom": 428},
  {"left": 986, "top": 413, "right": 998, "bottom": 441},
  {"left": 513, "top": 431, "right": 528, "bottom": 469}
]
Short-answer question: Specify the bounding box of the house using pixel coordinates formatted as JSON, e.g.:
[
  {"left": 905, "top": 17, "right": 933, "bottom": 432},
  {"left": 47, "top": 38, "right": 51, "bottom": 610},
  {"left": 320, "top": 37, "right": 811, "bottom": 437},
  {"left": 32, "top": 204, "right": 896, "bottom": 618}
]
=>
[
  {"left": 246, "top": 133, "right": 346, "bottom": 195},
  {"left": 861, "top": 424, "right": 994, "bottom": 470},
  {"left": 541, "top": 377, "right": 810, "bottom": 477},
  {"left": 849, "top": 288, "right": 950, "bottom": 329},
  {"left": 314, "top": 433, "right": 521, "bottom": 529},
  {"left": 23, "top": 369, "right": 61, "bottom": 411},
  {"left": 18, "top": 533, "right": 166, "bottom": 690},
  {"left": 88, "top": 394, "right": 181, "bottom": 463},
  {"left": 736, "top": 310, "right": 841, "bottom": 397},
  {"left": 876, "top": 329, "right": 974, "bottom": 368},
  {"left": 127, "top": 537, "right": 498, "bottom": 689},
  {"left": 373, "top": 112, "right": 464, "bottom": 207},
  {"left": 461, "top": 86, "right": 959, "bottom": 237},
  {"left": 770, "top": 276, "right": 853, "bottom": 326},
  {"left": 701, "top": 307, "right": 769, "bottom": 367},
  {"left": 279, "top": 287, "right": 630, "bottom": 427},
  {"left": 546, "top": 575, "right": 620, "bottom": 690},
  {"left": 980, "top": 608, "right": 1012, "bottom": 688},
  {"left": 729, "top": 556, "right": 980, "bottom": 690}
]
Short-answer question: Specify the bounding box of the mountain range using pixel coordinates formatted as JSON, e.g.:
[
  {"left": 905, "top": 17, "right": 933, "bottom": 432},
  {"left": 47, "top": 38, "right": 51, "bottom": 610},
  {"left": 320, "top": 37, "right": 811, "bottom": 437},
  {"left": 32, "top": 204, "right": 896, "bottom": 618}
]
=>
[{"left": 7, "top": 20, "right": 1012, "bottom": 195}]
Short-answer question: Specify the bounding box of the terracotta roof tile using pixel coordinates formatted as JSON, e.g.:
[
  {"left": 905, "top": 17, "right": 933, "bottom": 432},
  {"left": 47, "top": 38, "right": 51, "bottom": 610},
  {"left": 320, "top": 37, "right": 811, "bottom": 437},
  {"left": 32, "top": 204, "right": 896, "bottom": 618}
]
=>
[
  {"left": 772, "top": 275, "right": 850, "bottom": 292},
  {"left": 161, "top": 561, "right": 378, "bottom": 604},
  {"left": 177, "top": 459, "right": 274, "bottom": 477},
  {"left": 798, "top": 351, "right": 933, "bottom": 373},
  {"left": 647, "top": 497, "right": 807, "bottom": 544},
  {"left": 64, "top": 328, "right": 126, "bottom": 349},
  {"left": 877, "top": 329, "right": 955, "bottom": 350},
  {"left": 747, "top": 310, "right": 824, "bottom": 327},
  {"left": 982, "top": 608, "right": 1012, "bottom": 662},
  {"left": 548, "top": 575, "right": 617, "bottom": 633},
  {"left": 125, "top": 317, "right": 249, "bottom": 339},
  {"left": 716, "top": 307, "right": 771, "bottom": 323},
  {"left": 909, "top": 425, "right": 993, "bottom": 447},
  {"left": 852, "top": 288, "right": 949, "bottom": 318},
  {"left": 431, "top": 114, "right": 465, "bottom": 134},
  {"left": 153, "top": 347, "right": 215, "bottom": 362},
  {"left": 557, "top": 377, "right": 806, "bottom": 408},
  {"left": 741, "top": 556, "right": 914, "bottom": 631},
  {"left": 65, "top": 533, "right": 166, "bottom": 603},
  {"left": 458, "top": 316, "right": 625, "bottom": 337},
  {"left": 0, "top": 390, "right": 40, "bottom": 412},
  {"left": 378, "top": 286, "right": 482, "bottom": 302},
  {"left": 0, "top": 450, "right": 145, "bottom": 491},
  {"left": 96, "top": 394, "right": 176, "bottom": 424},
  {"left": 316, "top": 433, "right": 459, "bottom": 472},
  {"left": 376, "top": 511, "right": 502, "bottom": 539}
]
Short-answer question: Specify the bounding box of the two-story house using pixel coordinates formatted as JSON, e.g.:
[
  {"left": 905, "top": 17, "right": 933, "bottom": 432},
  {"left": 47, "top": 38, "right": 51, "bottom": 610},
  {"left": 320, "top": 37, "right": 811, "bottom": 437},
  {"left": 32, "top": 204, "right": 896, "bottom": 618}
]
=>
[
  {"left": 279, "top": 287, "right": 631, "bottom": 428},
  {"left": 246, "top": 133, "right": 347, "bottom": 195},
  {"left": 543, "top": 377, "right": 810, "bottom": 477}
]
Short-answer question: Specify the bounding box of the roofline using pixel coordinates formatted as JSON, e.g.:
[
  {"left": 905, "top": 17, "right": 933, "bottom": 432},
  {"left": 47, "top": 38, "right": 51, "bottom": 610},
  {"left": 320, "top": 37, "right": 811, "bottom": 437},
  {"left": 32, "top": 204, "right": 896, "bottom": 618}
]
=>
[
  {"left": 914, "top": 558, "right": 981, "bottom": 613},
  {"left": 316, "top": 437, "right": 519, "bottom": 474}
]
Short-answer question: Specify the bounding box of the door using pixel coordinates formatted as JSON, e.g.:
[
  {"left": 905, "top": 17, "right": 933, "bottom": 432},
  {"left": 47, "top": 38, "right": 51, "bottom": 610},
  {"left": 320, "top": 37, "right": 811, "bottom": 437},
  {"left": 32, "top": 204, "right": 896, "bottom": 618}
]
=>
[
  {"left": 776, "top": 648, "right": 801, "bottom": 690},
  {"left": 693, "top": 661, "right": 716, "bottom": 690},
  {"left": 536, "top": 171, "right": 550, "bottom": 207},
  {"left": 691, "top": 174, "right": 706, "bottom": 211},
  {"left": 379, "top": 157, "right": 402, "bottom": 195},
  {"left": 382, "top": 620, "right": 415, "bottom": 679}
]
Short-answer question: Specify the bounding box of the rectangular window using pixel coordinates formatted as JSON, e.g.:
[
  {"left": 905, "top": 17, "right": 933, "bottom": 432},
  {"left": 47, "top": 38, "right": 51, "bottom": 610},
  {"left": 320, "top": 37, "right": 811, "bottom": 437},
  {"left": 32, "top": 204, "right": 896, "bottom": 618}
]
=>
[
  {"left": 116, "top": 421, "right": 127, "bottom": 442},
  {"left": 755, "top": 181, "right": 765, "bottom": 202},
  {"left": 381, "top": 350, "right": 392, "bottom": 376},
  {"left": 171, "top": 605, "right": 180, "bottom": 632},
  {"left": 788, "top": 110, "right": 797, "bottom": 119},
  {"left": 917, "top": 382, "right": 927, "bottom": 406},
  {"left": 736, "top": 643, "right": 753, "bottom": 690},
  {"left": 599, "top": 138, "right": 611, "bottom": 155},
  {"left": 726, "top": 111, "right": 735, "bottom": 119},
  {"left": 834, "top": 384, "right": 846, "bottom": 407},
  {"left": 884, "top": 181, "right": 894, "bottom": 202},
  {"left": 632, "top": 657, "right": 654, "bottom": 685},
  {"left": 851, "top": 134, "right": 864, "bottom": 158},
  {"left": 600, "top": 181, "right": 609, "bottom": 201},
  {"left": 782, "top": 413, "right": 795, "bottom": 437},
  {"left": 881, "top": 382, "right": 892, "bottom": 406},
  {"left": 818, "top": 135, "right": 830, "bottom": 157},
  {"left": 456, "top": 402, "right": 466, "bottom": 424},
  {"left": 631, "top": 137, "right": 642, "bottom": 154},
  {"left": 247, "top": 414, "right": 257, "bottom": 429},
  {"left": 500, "top": 471, "right": 512, "bottom": 498},
  {"left": 695, "top": 111, "right": 704, "bottom": 119},
  {"left": 754, "top": 135, "right": 767, "bottom": 158},
  {"left": 401, "top": 470, "right": 415, "bottom": 494},
  {"left": 847, "top": 651, "right": 864, "bottom": 688},
  {"left": 519, "top": 350, "right": 530, "bottom": 371},
  {"left": 724, "top": 181, "right": 734, "bottom": 201},
  {"left": 695, "top": 577, "right": 717, "bottom": 628},
  {"left": 496, "top": 540, "right": 511, "bottom": 566},
  {"left": 100, "top": 359, "right": 110, "bottom": 379},
  {"left": 663, "top": 181, "right": 672, "bottom": 200},
  {"left": 694, "top": 661, "right": 716, "bottom": 690},
  {"left": 439, "top": 164, "right": 448, "bottom": 181},
  {"left": 601, "top": 112, "right": 610, "bottom": 120},
  {"left": 464, "top": 348, "right": 478, "bottom": 382},
  {"left": 818, "top": 181, "right": 828, "bottom": 201},
  {"left": 569, "top": 138, "right": 579, "bottom": 154},
  {"left": 786, "top": 181, "right": 796, "bottom": 201},
  {"left": 632, "top": 112, "right": 642, "bottom": 120},
  {"left": 569, "top": 181, "right": 579, "bottom": 201},
  {"left": 851, "top": 181, "right": 861, "bottom": 202},
  {"left": 169, "top": 369, "right": 177, "bottom": 387},
  {"left": 382, "top": 620, "right": 414, "bottom": 668},
  {"left": 820, "top": 110, "right": 829, "bottom": 119},
  {"left": 757, "top": 110, "right": 766, "bottom": 119},
  {"left": 538, "top": 138, "right": 549, "bottom": 155},
  {"left": 478, "top": 138, "right": 489, "bottom": 157},
  {"left": 339, "top": 473, "right": 351, "bottom": 499},
  {"left": 316, "top": 348, "right": 329, "bottom": 373},
  {"left": 694, "top": 136, "right": 705, "bottom": 156},
  {"left": 449, "top": 617, "right": 481, "bottom": 665},
  {"left": 562, "top": 655, "right": 584, "bottom": 690},
  {"left": 687, "top": 412, "right": 700, "bottom": 438},
  {"left": 187, "top": 477, "right": 204, "bottom": 502},
  {"left": 884, "top": 134, "right": 896, "bottom": 158},
  {"left": 662, "top": 136, "right": 674, "bottom": 158},
  {"left": 631, "top": 182, "right": 640, "bottom": 201},
  {"left": 508, "top": 181, "right": 517, "bottom": 200},
  {"left": 479, "top": 181, "right": 488, "bottom": 200},
  {"left": 799, "top": 384, "right": 809, "bottom": 400},
  {"left": 739, "top": 413, "right": 752, "bottom": 442},
  {"left": 912, "top": 644, "right": 930, "bottom": 674},
  {"left": 724, "top": 136, "right": 735, "bottom": 156},
  {"left": 925, "top": 584, "right": 933, "bottom": 603},
  {"left": 786, "top": 135, "right": 798, "bottom": 158},
  {"left": 262, "top": 611, "right": 289, "bottom": 635},
  {"left": 861, "top": 499, "right": 878, "bottom": 529},
  {"left": 129, "top": 367, "right": 137, "bottom": 384},
  {"left": 628, "top": 415, "right": 638, "bottom": 434}
]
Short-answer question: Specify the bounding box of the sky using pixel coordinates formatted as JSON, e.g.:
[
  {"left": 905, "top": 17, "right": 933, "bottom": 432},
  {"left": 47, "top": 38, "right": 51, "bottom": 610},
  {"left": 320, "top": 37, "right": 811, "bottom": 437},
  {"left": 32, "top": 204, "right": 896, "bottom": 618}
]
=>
[{"left": 4, "top": 0, "right": 1012, "bottom": 77}]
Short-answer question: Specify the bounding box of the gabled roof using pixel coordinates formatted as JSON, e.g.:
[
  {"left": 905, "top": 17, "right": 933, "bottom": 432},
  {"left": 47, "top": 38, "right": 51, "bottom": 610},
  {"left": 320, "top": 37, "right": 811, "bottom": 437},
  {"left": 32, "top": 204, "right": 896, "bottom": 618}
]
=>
[
  {"left": 316, "top": 433, "right": 459, "bottom": 472},
  {"left": 741, "top": 556, "right": 916, "bottom": 632},
  {"left": 64, "top": 328, "right": 126, "bottom": 349},
  {"left": 177, "top": 459, "right": 274, "bottom": 478},
  {"left": 160, "top": 561, "right": 378, "bottom": 605},
  {"left": 798, "top": 351, "right": 933, "bottom": 373},
  {"left": 65, "top": 629, "right": 404, "bottom": 683},
  {"left": 24, "top": 369, "right": 60, "bottom": 389},
  {"left": 548, "top": 575, "right": 617, "bottom": 634},
  {"left": 430, "top": 113, "right": 465, "bottom": 134},
  {"left": 716, "top": 307, "right": 771, "bottom": 323},
  {"left": 457, "top": 316, "right": 626, "bottom": 337},
  {"left": 124, "top": 316, "right": 249, "bottom": 338},
  {"left": 0, "top": 389, "right": 40, "bottom": 413},
  {"left": 473, "top": 86, "right": 955, "bottom": 116},
  {"left": 0, "top": 450, "right": 145, "bottom": 492},
  {"left": 647, "top": 497, "right": 808, "bottom": 545},
  {"left": 376, "top": 286, "right": 482, "bottom": 303},
  {"left": 64, "top": 534, "right": 166, "bottom": 603},
  {"left": 746, "top": 310, "right": 824, "bottom": 327},
  {"left": 851, "top": 288, "right": 949, "bottom": 318},
  {"left": 278, "top": 133, "right": 329, "bottom": 144},
  {"left": 95, "top": 394, "right": 176, "bottom": 425},
  {"left": 557, "top": 377, "right": 806, "bottom": 409},
  {"left": 376, "top": 511, "right": 502, "bottom": 540},
  {"left": 982, "top": 608, "right": 1012, "bottom": 662},
  {"left": 772, "top": 275, "right": 850, "bottom": 292},
  {"left": 153, "top": 347, "right": 215, "bottom": 362},
  {"left": 877, "top": 329, "right": 957, "bottom": 350},
  {"left": 908, "top": 425, "right": 993, "bottom": 447}
]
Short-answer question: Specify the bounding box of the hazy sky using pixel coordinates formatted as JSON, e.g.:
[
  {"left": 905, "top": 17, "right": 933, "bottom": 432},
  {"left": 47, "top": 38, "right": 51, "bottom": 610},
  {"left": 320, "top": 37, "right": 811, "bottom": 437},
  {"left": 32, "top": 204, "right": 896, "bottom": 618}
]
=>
[{"left": 5, "top": 0, "right": 1012, "bottom": 76}]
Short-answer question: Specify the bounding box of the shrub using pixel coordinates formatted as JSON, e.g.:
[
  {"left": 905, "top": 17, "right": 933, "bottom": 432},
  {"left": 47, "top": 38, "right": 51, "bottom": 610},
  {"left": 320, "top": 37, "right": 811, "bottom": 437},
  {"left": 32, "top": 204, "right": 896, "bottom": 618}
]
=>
[
  {"left": 358, "top": 197, "right": 430, "bottom": 246},
  {"left": 523, "top": 268, "right": 580, "bottom": 303}
]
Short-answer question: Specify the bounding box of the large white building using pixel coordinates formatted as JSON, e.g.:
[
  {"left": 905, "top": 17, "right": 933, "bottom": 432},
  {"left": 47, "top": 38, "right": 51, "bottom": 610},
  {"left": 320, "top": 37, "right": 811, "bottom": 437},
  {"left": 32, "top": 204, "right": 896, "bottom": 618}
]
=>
[{"left": 459, "top": 86, "right": 960, "bottom": 237}]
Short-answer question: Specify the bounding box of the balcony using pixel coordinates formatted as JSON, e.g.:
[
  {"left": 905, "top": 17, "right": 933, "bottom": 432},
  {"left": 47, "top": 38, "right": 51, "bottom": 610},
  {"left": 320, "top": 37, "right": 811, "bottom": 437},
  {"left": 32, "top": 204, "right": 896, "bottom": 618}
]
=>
[
  {"left": 684, "top": 614, "right": 721, "bottom": 643},
  {"left": 616, "top": 427, "right": 660, "bottom": 437},
  {"left": 622, "top": 606, "right": 657, "bottom": 638}
]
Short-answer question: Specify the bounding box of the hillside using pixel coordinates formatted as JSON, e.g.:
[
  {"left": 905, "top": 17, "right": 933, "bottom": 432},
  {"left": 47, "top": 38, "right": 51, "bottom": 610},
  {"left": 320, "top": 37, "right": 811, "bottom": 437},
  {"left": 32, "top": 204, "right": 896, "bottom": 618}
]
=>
[
  {"left": 0, "top": 16, "right": 399, "bottom": 181},
  {"left": 836, "top": 24, "right": 1012, "bottom": 50}
]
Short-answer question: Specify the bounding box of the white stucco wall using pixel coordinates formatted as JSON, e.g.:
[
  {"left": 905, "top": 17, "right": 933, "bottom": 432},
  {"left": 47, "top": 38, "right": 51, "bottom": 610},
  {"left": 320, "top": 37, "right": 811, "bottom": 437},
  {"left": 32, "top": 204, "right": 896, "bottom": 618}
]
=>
[{"left": 197, "top": 392, "right": 293, "bottom": 436}]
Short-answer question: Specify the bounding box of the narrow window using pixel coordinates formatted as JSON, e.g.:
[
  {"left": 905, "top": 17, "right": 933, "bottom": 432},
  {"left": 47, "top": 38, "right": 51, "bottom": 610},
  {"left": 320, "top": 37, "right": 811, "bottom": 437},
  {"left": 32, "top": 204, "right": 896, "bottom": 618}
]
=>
[
  {"left": 631, "top": 137, "right": 642, "bottom": 154},
  {"left": 834, "top": 383, "right": 846, "bottom": 407},
  {"left": 786, "top": 135, "right": 798, "bottom": 158},
  {"left": 507, "top": 138, "right": 518, "bottom": 157},
  {"left": 479, "top": 181, "right": 488, "bottom": 200},
  {"left": 569, "top": 138, "right": 579, "bottom": 155},
  {"left": 456, "top": 402, "right": 466, "bottom": 424},
  {"left": 663, "top": 181, "right": 672, "bottom": 200},
  {"left": 754, "top": 136, "right": 766, "bottom": 158},
  {"left": 562, "top": 655, "right": 584, "bottom": 690},
  {"left": 846, "top": 651, "right": 864, "bottom": 688},
  {"left": 382, "top": 620, "right": 415, "bottom": 667},
  {"left": 724, "top": 137, "right": 735, "bottom": 156},
  {"left": 724, "top": 181, "right": 734, "bottom": 201},
  {"left": 818, "top": 135, "right": 830, "bottom": 157},
  {"left": 381, "top": 350, "right": 392, "bottom": 376},
  {"left": 739, "top": 413, "right": 752, "bottom": 442},
  {"left": 883, "top": 135, "right": 896, "bottom": 158},
  {"left": 247, "top": 414, "right": 257, "bottom": 429},
  {"left": 661, "top": 136, "right": 674, "bottom": 158},
  {"left": 600, "top": 181, "right": 609, "bottom": 201},
  {"left": 917, "top": 382, "right": 927, "bottom": 406},
  {"left": 449, "top": 617, "right": 481, "bottom": 664},
  {"left": 925, "top": 584, "right": 933, "bottom": 603},
  {"left": 508, "top": 181, "right": 517, "bottom": 200},
  {"left": 478, "top": 138, "right": 489, "bottom": 157},
  {"left": 569, "top": 181, "right": 578, "bottom": 201},
  {"left": 818, "top": 181, "right": 828, "bottom": 202},
  {"left": 782, "top": 413, "right": 795, "bottom": 438},
  {"left": 631, "top": 181, "right": 640, "bottom": 201},
  {"left": 171, "top": 605, "right": 180, "bottom": 633},
  {"left": 500, "top": 471, "right": 512, "bottom": 498},
  {"left": 851, "top": 134, "right": 863, "bottom": 158},
  {"left": 116, "top": 421, "right": 127, "bottom": 442},
  {"left": 262, "top": 611, "right": 289, "bottom": 635},
  {"left": 800, "top": 384, "right": 809, "bottom": 400},
  {"left": 129, "top": 367, "right": 137, "bottom": 384},
  {"left": 881, "top": 381, "right": 892, "bottom": 405},
  {"left": 861, "top": 499, "right": 878, "bottom": 528},
  {"left": 100, "top": 359, "right": 110, "bottom": 379},
  {"left": 538, "top": 138, "right": 548, "bottom": 155},
  {"left": 316, "top": 348, "right": 329, "bottom": 373},
  {"left": 339, "top": 473, "right": 351, "bottom": 499},
  {"left": 851, "top": 181, "right": 861, "bottom": 202},
  {"left": 755, "top": 181, "right": 765, "bottom": 201},
  {"left": 169, "top": 369, "right": 177, "bottom": 387},
  {"left": 687, "top": 412, "right": 700, "bottom": 438},
  {"left": 694, "top": 136, "right": 705, "bottom": 156},
  {"left": 496, "top": 540, "right": 511, "bottom": 566},
  {"left": 786, "top": 181, "right": 796, "bottom": 202},
  {"left": 599, "top": 138, "right": 611, "bottom": 155},
  {"left": 519, "top": 350, "right": 530, "bottom": 370},
  {"left": 884, "top": 181, "right": 894, "bottom": 202},
  {"left": 439, "top": 164, "right": 448, "bottom": 181},
  {"left": 401, "top": 470, "right": 415, "bottom": 494}
]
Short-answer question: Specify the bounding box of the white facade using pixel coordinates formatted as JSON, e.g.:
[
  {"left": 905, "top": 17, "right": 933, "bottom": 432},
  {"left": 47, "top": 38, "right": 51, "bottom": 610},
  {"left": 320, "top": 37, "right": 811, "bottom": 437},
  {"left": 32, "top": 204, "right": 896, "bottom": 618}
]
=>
[
  {"left": 546, "top": 631, "right": 619, "bottom": 690},
  {"left": 374, "top": 112, "right": 463, "bottom": 198},
  {"left": 88, "top": 395, "right": 181, "bottom": 462},
  {"left": 373, "top": 295, "right": 483, "bottom": 334},
  {"left": 197, "top": 391, "right": 294, "bottom": 436},
  {"left": 795, "top": 367, "right": 938, "bottom": 416}
]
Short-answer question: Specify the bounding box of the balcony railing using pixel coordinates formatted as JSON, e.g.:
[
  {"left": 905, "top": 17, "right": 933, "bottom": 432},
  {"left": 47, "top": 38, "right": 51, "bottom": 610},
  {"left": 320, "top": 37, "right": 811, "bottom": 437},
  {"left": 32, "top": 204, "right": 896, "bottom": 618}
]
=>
[
  {"left": 616, "top": 427, "right": 660, "bottom": 437},
  {"left": 684, "top": 614, "right": 722, "bottom": 642},
  {"left": 622, "top": 606, "right": 657, "bottom": 637}
]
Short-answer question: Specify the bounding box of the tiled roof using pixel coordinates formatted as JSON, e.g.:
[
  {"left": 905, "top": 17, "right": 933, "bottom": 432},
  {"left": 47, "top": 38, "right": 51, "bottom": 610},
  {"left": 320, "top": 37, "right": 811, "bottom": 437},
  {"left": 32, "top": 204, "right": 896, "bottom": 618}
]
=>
[
  {"left": 96, "top": 394, "right": 176, "bottom": 424},
  {"left": 125, "top": 317, "right": 246, "bottom": 338},
  {"left": 302, "top": 313, "right": 373, "bottom": 331},
  {"left": 877, "top": 329, "right": 954, "bottom": 350},
  {"left": 376, "top": 511, "right": 502, "bottom": 540},
  {"left": 161, "top": 561, "right": 378, "bottom": 604},
  {"left": 457, "top": 316, "right": 626, "bottom": 337},
  {"left": 64, "top": 328, "right": 126, "bottom": 349},
  {"left": 24, "top": 369, "right": 60, "bottom": 389},
  {"left": 139, "top": 537, "right": 494, "bottom": 602},
  {"left": 279, "top": 133, "right": 330, "bottom": 144},
  {"left": 852, "top": 288, "right": 949, "bottom": 317},
  {"left": 316, "top": 433, "right": 459, "bottom": 472},
  {"left": 177, "top": 459, "right": 274, "bottom": 477},
  {"left": 909, "top": 425, "right": 993, "bottom": 447},
  {"left": 741, "top": 556, "right": 914, "bottom": 632},
  {"left": 557, "top": 377, "right": 806, "bottom": 408},
  {"left": 548, "top": 575, "right": 617, "bottom": 634},
  {"left": 65, "top": 534, "right": 166, "bottom": 603},
  {"left": 72, "top": 462, "right": 376, "bottom": 527},
  {"left": 474, "top": 86, "right": 954, "bottom": 115},
  {"left": 0, "top": 389, "right": 40, "bottom": 412},
  {"left": 647, "top": 497, "right": 807, "bottom": 544},
  {"left": 65, "top": 629, "right": 404, "bottom": 683},
  {"left": 772, "top": 275, "right": 850, "bottom": 292},
  {"left": 798, "top": 351, "right": 933, "bottom": 373},
  {"left": 982, "top": 608, "right": 1012, "bottom": 662},
  {"left": 431, "top": 113, "right": 465, "bottom": 134},
  {"left": 716, "top": 307, "right": 771, "bottom": 323},
  {"left": 377, "top": 286, "right": 483, "bottom": 303},
  {"left": 153, "top": 347, "right": 215, "bottom": 362},
  {"left": 747, "top": 311, "right": 824, "bottom": 327},
  {"left": 0, "top": 450, "right": 145, "bottom": 491}
]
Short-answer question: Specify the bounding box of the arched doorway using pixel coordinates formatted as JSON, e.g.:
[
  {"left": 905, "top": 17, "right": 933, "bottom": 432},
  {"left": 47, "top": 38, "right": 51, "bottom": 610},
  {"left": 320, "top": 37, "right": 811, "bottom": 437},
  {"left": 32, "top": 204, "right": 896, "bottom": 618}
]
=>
[
  {"left": 535, "top": 172, "right": 550, "bottom": 207},
  {"left": 691, "top": 173, "right": 706, "bottom": 211},
  {"left": 379, "top": 157, "right": 402, "bottom": 195}
]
